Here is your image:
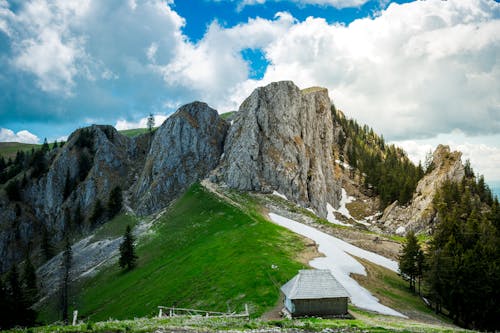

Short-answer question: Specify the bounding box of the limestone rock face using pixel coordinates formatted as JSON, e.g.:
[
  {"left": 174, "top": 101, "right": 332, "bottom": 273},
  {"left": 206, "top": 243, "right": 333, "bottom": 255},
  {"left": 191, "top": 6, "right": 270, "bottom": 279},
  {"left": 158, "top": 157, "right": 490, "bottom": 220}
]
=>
[
  {"left": 219, "top": 81, "right": 340, "bottom": 218},
  {"left": 0, "top": 125, "right": 147, "bottom": 272},
  {"left": 133, "top": 102, "right": 228, "bottom": 215},
  {"left": 379, "top": 144, "right": 465, "bottom": 234}
]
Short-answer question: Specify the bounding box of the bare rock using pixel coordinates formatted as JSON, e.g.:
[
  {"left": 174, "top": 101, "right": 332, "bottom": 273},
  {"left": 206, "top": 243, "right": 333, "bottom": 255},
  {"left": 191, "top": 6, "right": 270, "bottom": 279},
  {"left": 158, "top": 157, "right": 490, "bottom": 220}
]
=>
[
  {"left": 133, "top": 102, "right": 228, "bottom": 215},
  {"left": 379, "top": 144, "right": 465, "bottom": 234},
  {"left": 219, "top": 81, "right": 341, "bottom": 218}
]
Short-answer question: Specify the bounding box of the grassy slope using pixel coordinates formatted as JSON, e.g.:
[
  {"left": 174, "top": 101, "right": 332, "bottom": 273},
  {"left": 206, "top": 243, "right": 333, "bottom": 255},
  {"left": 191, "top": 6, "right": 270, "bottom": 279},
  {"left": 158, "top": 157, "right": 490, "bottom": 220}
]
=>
[
  {"left": 0, "top": 142, "right": 39, "bottom": 159},
  {"left": 39, "top": 184, "right": 305, "bottom": 323},
  {"left": 220, "top": 111, "right": 235, "bottom": 120},
  {"left": 351, "top": 257, "right": 454, "bottom": 329}
]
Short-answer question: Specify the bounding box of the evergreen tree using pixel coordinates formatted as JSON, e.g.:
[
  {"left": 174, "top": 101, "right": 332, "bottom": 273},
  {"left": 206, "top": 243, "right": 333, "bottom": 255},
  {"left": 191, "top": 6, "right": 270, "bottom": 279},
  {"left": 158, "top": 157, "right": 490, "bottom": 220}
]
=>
[
  {"left": 90, "top": 199, "right": 104, "bottom": 225},
  {"left": 41, "top": 227, "right": 54, "bottom": 261},
  {"left": 398, "top": 231, "right": 423, "bottom": 292},
  {"left": 22, "top": 257, "right": 38, "bottom": 305},
  {"left": 53, "top": 139, "right": 58, "bottom": 150},
  {"left": 147, "top": 113, "right": 155, "bottom": 133},
  {"left": 74, "top": 203, "right": 83, "bottom": 227},
  {"left": 107, "top": 186, "right": 123, "bottom": 218},
  {"left": 119, "top": 225, "right": 138, "bottom": 270},
  {"left": 63, "top": 170, "right": 74, "bottom": 200},
  {"left": 0, "top": 277, "right": 8, "bottom": 329},
  {"left": 41, "top": 138, "right": 49, "bottom": 152},
  {"left": 60, "top": 239, "right": 72, "bottom": 324}
]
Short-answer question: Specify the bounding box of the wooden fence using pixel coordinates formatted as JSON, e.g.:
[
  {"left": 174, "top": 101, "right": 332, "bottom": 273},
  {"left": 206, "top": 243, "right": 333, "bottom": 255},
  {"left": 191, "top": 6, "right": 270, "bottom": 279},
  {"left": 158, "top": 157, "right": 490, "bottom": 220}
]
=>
[{"left": 158, "top": 304, "right": 249, "bottom": 319}]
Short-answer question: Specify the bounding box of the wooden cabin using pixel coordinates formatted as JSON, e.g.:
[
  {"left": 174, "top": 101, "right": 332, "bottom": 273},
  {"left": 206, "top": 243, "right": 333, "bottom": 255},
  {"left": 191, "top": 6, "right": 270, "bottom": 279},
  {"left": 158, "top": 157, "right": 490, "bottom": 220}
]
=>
[{"left": 281, "top": 269, "right": 350, "bottom": 317}]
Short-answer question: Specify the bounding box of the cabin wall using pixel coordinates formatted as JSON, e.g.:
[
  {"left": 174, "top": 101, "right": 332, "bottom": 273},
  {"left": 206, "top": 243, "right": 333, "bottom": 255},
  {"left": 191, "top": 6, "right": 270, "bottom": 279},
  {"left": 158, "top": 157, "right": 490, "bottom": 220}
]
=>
[{"left": 291, "top": 298, "right": 348, "bottom": 317}]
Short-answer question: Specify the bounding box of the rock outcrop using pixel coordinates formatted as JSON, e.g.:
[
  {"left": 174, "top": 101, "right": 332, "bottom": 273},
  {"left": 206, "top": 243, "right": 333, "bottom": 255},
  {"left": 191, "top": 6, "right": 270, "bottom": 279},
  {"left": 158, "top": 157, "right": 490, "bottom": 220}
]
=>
[
  {"left": 0, "top": 125, "right": 150, "bottom": 272},
  {"left": 379, "top": 144, "right": 465, "bottom": 234},
  {"left": 133, "top": 102, "right": 228, "bottom": 215},
  {"left": 218, "top": 81, "right": 341, "bottom": 218}
]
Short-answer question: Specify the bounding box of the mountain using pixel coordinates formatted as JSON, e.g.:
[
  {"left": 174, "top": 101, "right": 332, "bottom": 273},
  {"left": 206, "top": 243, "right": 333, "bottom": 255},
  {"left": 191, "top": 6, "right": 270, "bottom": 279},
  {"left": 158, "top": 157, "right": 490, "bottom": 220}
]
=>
[{"left": 0, "top": 81, "right": 498, "bottom": 331}]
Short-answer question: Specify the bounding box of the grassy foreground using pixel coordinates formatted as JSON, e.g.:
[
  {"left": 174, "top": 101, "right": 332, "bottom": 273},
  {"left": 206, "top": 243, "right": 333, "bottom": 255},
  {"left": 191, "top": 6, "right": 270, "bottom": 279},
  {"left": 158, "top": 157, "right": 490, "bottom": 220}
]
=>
[
  {"left": 39, "top": 184, "right": 305, "bottom": 323},
  {"left": 5, "top": 314, "right": 470, "bottom": 333}
]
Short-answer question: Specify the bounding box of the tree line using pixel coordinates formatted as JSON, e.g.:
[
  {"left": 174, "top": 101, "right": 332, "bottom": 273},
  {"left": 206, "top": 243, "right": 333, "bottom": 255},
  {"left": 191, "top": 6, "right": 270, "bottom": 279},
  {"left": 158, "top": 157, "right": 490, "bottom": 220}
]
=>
[
  {"left": 332, "top": 107, "right": 424, "bottom": 208},
  {"left": 399, "top": 167, "right": 499, "bottom": 331}
]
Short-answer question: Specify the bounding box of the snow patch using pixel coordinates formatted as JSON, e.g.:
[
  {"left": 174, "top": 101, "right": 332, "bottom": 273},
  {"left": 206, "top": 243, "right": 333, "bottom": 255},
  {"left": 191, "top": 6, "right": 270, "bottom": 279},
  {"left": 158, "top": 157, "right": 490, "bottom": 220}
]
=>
[
  {"left": 395, "top": 226, "right": 406, "bottom": 235},
  {"left": 338, "top": 188, "right": 356, "bottom": 220},
  {"left": 326, "top": 203, "right": 351, "bottom": 226},
  {"left": 272, "top": 191, "right": 288, "bottom": 200},
  {"left": 335, "top": 159, "right": 352, "bottom": 170},
  {"left": 269, "top": 213, "right": 406, "bottom": 317}
]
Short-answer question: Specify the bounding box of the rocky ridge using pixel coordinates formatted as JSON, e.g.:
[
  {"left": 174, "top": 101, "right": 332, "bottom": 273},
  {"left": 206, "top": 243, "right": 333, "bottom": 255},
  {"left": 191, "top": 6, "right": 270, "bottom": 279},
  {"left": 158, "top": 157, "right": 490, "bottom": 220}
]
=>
[
  {"left": 218, "top": 81, "right": 341, "bottom": 218},
  {"left": 378, "top": 144, "right": 465, "bottom": 234},
  {"left": 133, "top": 102, "right": 228, "bottom": 215}
]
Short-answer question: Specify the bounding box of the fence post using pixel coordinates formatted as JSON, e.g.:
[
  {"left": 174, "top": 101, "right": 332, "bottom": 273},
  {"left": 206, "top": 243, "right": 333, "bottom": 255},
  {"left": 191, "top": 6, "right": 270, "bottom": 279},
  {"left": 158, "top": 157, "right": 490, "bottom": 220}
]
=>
[
  {"left": 245, "top": 304, "right": 249, "bottom": 317},
  {"left": 72, "top": 310, "right": 78, "bottom": 326},
  {"left": 158, "top": 308, "right": 163, "bottom": 318}
]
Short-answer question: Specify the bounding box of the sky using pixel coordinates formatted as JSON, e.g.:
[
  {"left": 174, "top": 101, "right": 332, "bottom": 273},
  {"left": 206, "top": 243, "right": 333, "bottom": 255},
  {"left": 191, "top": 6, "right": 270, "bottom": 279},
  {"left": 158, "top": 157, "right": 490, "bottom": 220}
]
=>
[{"left": 0, "top": 0, "right": 499, "bottom": 182}]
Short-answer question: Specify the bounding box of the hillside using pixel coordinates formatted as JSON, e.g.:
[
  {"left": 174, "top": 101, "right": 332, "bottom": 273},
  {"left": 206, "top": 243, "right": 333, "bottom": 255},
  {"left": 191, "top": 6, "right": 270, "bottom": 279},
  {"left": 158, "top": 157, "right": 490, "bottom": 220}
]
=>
[
  {"left": 30, "top": 182, "right": 461, "bottom": 332},
  {"left": 37, "top": 183, "right": 306, "bottom": 322},
  {"left": 0, "top": 81, "right": 497, "bottom": 332}
]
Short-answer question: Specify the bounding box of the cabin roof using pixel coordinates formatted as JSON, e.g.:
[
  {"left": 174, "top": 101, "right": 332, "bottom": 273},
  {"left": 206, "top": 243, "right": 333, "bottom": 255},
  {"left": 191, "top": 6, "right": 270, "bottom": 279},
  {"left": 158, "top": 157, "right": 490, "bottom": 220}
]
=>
[{"left": 281, "top": 269, "right": 350, "bottom": 300}]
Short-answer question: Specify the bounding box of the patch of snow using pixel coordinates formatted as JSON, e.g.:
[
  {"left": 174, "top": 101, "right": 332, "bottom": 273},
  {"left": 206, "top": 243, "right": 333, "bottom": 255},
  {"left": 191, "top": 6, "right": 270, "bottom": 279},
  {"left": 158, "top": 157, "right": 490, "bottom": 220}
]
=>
[
  {"left": 338, "top": 188, "right": 356, "bottom": 220},
  {"left": 335, "top": 159, "right": 352, "bottom": 170},
  {"left": 272, "top": 191, "right": 288, "bottom": 200},
  {"left": 395, "top": 226, "right": 406, "bottom": 235},
  {"left": 305, "top": 207, "right": 316, "bottom": 214},
  {"left": 326, "top": 203, "right": 351, "bottom": 227},
  {"left": 269, "top": 213, "right": 406, "bottom": 318},
  {"left": 355, "top": 219, "right": 371, "bottom": 227}
]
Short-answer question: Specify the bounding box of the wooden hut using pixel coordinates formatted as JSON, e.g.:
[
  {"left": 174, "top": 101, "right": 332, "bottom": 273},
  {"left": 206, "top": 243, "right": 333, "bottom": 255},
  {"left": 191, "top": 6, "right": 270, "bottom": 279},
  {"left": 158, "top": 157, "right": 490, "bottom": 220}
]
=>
[{"left": 281, "top": 269, "right": 350, "bottom": 317}]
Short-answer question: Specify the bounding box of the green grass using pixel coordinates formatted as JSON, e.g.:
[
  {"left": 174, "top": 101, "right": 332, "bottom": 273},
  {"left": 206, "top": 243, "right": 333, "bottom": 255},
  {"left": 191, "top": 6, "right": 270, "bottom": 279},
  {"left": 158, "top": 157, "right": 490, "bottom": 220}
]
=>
[
  {"left": 118, "top": 128, "right": 156, "bottom": 138},
  {"left": 90, "top": 213, "right": 140, "bottom": 242},
  {"left": 220, "top": 111, "right": 236, "bottom": 120},
  {"left": 351, "top": 257, "right": 451, "bottom": 326},
  {"left": 38, "top": 184, "right": 305, "bottom": 323},
  {"left": 6, "top": 314, "right": 469, "bottom": 333},
  {"left": 0, "top": 142, "right": 39, "bottom": 159}
]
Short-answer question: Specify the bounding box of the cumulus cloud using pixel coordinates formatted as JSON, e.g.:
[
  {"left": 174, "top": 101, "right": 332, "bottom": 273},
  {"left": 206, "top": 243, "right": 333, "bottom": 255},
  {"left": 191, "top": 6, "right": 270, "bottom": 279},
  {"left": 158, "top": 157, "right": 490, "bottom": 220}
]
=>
[
  {"left": 153, "top": 12, "right": 295, "bottom": 110},
  {"left": 115, "top": 114, "right": 169, "bottom": 130},
  {"left": 237, "top": 0, "right": 369, "bottom": 10},
  {"left": 0, "top": 128, "right": 39, "bottom": 143},
  {"left": 236, "top": 0, "right": 500, "bottom": 140},
  {"left": 392, "top": 132, "right": 500, "bottom": 181}
]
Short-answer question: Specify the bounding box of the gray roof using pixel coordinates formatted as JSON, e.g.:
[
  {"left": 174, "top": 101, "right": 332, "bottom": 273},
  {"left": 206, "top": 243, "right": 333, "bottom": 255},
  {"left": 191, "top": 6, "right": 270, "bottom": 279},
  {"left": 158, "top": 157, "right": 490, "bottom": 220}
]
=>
[{"left": 281, "top": 269, "right": 350, "bottom": 300}]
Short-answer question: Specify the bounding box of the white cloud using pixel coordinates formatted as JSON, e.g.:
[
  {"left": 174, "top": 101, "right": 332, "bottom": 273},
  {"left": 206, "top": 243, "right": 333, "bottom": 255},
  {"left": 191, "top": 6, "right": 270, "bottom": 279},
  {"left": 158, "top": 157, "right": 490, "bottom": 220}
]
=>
[
  {"left": 0, "top": 128, "right": 40, "bottom": 143},
  {"left": 237, "top": 0, "right": 368, "bottom": 10},
  {"left": 115, "top": 114, "right": 169, "bottom": 130},
  {"left": 154, "top": 12, "right": 295, "bottom": 110},
  {"left": 392, "top": 132, "right": 500, "bottom": 182},
  {"left": 239, "top": 0, "right": 500, "bottom": 140}
]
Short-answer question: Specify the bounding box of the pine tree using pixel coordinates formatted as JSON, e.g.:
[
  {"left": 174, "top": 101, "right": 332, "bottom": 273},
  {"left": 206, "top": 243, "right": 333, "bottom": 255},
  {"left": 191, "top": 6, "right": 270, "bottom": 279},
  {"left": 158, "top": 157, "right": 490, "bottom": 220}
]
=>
[
  {"left": 22, "top": 257, "right": 38, "bottom": 305},
  {"left": 0, "top": 277, "right": 8, "bottom": 329},
  {"left": 41, "top": 227, "right": 54, "bottom": 261},
  {"left": 119, "top": 225, "right": 138, "bottom": 270},
  {"left": 41, "top": 138, "right": 49, "bottom": 152},
  {"left": 90, "top": 199, "right": 104, "bottom": 225},
  {"left": 147, "top": 113, "right": 155, "bottom": 133},
  {"left": 60, "top": 239, "right": 72, "bottom": 324},
  {"left": 399, "top": 231, "right": 423, "bottom": 292},
  {"left": 107, "top": 186, "right": 123, "bottom": 218}
]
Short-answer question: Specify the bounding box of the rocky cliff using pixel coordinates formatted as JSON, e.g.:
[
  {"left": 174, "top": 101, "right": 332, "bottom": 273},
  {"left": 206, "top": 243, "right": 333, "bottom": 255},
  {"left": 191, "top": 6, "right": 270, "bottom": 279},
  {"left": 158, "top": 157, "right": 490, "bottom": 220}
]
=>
[
  {"left": 0, "top": 103, "right": 228, "bottom": 273},
  {"left": 218, "top": 81, "right": 341, "bottom": 218},
  {"left": 0, "top": 125, "right": 148, "bottom": 272},
  {"left": 378, "top": 144, "right": 465, "bottom": 234},
  {"left": 133, "top": 102, "right": 228, "bottom": 215}
]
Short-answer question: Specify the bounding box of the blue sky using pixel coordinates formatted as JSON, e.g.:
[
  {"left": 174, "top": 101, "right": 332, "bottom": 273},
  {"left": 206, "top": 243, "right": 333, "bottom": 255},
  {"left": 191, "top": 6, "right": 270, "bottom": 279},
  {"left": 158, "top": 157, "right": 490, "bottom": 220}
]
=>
[{"left": 0, "top": 0, "right": 499, "bottom": 181}]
